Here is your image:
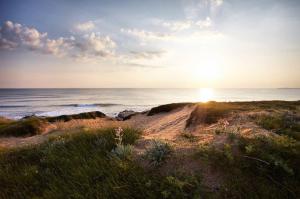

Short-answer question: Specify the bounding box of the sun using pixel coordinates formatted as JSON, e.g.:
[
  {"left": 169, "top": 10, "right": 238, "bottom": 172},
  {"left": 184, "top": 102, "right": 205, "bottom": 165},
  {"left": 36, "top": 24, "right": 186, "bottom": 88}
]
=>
[{"left": 198, "top": 88, "right": 214, "bottom": 102}]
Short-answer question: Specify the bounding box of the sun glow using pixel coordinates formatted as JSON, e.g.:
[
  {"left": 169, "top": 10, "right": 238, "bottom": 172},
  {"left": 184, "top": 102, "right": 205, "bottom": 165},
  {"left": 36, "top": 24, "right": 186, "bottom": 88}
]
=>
[{"left": 198, "top": 88, "right": 214, "bottom": 102}]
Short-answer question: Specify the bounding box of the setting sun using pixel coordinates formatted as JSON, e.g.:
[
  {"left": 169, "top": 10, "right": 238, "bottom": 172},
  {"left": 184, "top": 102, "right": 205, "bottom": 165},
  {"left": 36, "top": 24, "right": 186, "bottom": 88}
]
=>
[{"left": 198, "top": 88, "right": 214, "bottom": 102}]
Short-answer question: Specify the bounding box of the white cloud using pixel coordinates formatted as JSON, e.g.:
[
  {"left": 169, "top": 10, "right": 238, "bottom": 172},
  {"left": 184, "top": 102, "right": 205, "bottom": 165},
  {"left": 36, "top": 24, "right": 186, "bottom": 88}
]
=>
[
  {"left": 159, "top": 20, "right": 192, "bottom": 31},
  {"left": 71, "top": 32, "right": 116, "bottom": 58},
  {"left": 0, "top": 21, "right": 116, "bottom": 61},
  {"left": 43, "top": 37, "right": 71, "bottom": 56},
  {"left": 195, "top": 17, "right": 212, "bottom": 28},
  {"left": 121, "top": 28, "right": 172, "bottom": 41},
  {"left": 129, "top": 50, "right": 166, "bottom": 59},
  {"left": 74, "top": 21, "right": 95, "bottom": 32},
  {"left": 211, "top": 0, "right": 223, "bottom": 7},
  {"left": 184, "top": 0, "right": 224, "bottom": 20},
  {"left": 0, "top": 21, "right": 47, "bottom": 50}
]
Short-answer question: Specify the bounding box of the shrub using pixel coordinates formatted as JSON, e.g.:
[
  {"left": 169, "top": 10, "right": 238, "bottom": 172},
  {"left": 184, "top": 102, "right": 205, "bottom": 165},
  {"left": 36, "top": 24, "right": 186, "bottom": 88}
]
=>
[
  {"left": 145, "top": 140, "right": 172, "bottom": 166},
  {"left": 255, "top": 113, "right": 300, "bottom": 140},
  {"left": 46, "top": 111, "right": 106, "bottom": 122},
  {"left": 0, "top": 127, "right": 206, "bottom": 199},
  {"left": 195, "top": 132, "right": 300, "bottom": 198},
  {"left": 0, "top": 117, "right": 13, "bottom": 126},
  {"left": 147, "top": 103, "right": 193, "bottom": 116},
  {"left": 186, "top": 102, "right": 239, "bottom": 128},
  {"left": 214, "top": 128, "right": 224, "bottom": 135},
  {"left": 0, "top": 117, "right": 47, "bottom": 137},
  {"left": 111, "top": 144, "right": 134, "bottom": 160},
  {"left": 180, "top": 132, "right": 198, "bottom": 142}
]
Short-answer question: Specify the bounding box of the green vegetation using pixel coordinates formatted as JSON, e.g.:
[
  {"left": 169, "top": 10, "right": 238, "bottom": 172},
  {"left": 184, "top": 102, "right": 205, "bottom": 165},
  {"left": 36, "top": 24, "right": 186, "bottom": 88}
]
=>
[
  {"left": 255, "top": 113, "right": 300, "bottom": 140},
  {"left": 0, "top": 116, "right": 13, "bottom": 126},
  {"left": 186, "top": 102, "right": 239, "bottom": 127},
  {"left": 0, "top": 128, "right": 205, "bottom": 199},
  {"left": 196, "top": 133, "right": 300, "bottom": 198},
  {"left": 147, "top": 103, "right": 193, "bottom": 116},
  {"left": 180, "top": 132, "right": 198, "bottom": 142},
  {"left": 233, "top": 100, "right": 300, "bottom": 110},
  {"left": 46, "top": 111, "right": 106, "bottom": 122},
  {"left": 0, "top": 117, "right": 47, "bottom": 137},
  {"left": 1, "top": 101, "right": 300, "bottom": 198},
  {"left": 145, "top": 140, "right": 172, "bottom": 166}
]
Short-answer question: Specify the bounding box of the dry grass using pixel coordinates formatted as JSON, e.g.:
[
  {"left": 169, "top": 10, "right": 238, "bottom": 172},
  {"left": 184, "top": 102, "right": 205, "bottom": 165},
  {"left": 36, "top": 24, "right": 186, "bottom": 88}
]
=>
[{"left": 53, "top": 118, "right": 125, "bottom": 131}]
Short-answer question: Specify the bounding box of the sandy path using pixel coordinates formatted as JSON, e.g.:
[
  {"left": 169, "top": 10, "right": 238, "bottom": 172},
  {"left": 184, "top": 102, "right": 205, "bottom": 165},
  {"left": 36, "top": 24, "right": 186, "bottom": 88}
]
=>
[{"left": 125, "top": 105, "right": 196, "bottom": 140}]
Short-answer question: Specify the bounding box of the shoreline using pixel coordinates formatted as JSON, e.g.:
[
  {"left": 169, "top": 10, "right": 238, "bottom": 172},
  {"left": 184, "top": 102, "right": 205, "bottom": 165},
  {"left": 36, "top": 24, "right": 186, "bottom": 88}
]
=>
[{"left": 1, "top": 100, "right": 299, "bottom": 121}]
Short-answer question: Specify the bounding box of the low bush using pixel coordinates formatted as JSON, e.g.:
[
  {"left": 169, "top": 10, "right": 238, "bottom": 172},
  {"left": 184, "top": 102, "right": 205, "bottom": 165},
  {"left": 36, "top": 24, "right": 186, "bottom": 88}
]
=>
[
  {"left": 180, "top": 132, "right": 198, "bottom": 142},
  {"left": 147, "top": 103, "right": 193, "bottom": 116},
  {"left": 145, "top": 140, "right": 172, "bottom": 166},
  {"left": 0, "top": 116, "right": 13, "bottom": 126},
  {"left": 0, "top": 117, "right": 48, "bottom": 137},
  {"left": 111, "top": 144, "right": 134, "bottom": 160},
  {"left": 0, "top": 127, "right": 207, "bottom": 199},
  {"left": 196, "top": 134, "right": 300, "bottom": 198},
  {"left": 46, "top": 111, "right": 106, "bottom": 122},
  {"left": 255, "top": 113, "right": 300, "bottom": 140},
  {"left": 186, "top": 102, "right": 241, "bottom": 128}
]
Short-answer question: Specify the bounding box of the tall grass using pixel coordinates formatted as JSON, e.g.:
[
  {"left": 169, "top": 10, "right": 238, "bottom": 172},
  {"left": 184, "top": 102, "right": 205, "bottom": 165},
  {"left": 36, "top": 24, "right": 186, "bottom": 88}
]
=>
[
  {"left": 196, "top": 133, "right": 300, "bottom": 198},
  {"left": 0, "top": 127, "right": 204, "bottom": 199},
  {"left": 0, "top": 117, "right": 47, "bottom": 137},
  {"left": 255, "top": 113, "right": 300, "bottom": 140}
]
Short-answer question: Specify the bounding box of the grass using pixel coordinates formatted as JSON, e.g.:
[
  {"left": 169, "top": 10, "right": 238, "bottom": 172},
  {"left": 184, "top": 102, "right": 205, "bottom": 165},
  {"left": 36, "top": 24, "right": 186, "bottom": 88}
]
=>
[
  {"left": 196, "top": 133, "right": 300, "bottom": 198},
  {"left": 46, "top": 111, "right": 106, "bottom": 122},
  {"left": 186, "top": 102, "right": 240, "bottom": 128},
  {"left": 255, "top": 113, "right": 300, "bottom": 140},
  {"left": 0, "top": 128, "right": 206, "bottom": 199},
  {"left": 148, "top": 101, "right": 300, "bottom": 118},
  {"left": 180, "top": 132, "right": 198, "bottom": 142},
  {"left": 145, "top": 140, "right": 172, "bottom": 166},
  {"left": 0, "top": 116, "right": 13, "bottom": 126},
  {"left": 147, "top": 103, "right": 193, "bottom": 116},
  {"left": 0, "top": 117, "right": 48, "bottom": 137},
  {"left": 0, "top": 101, "right": 299, "bottom": 198}
]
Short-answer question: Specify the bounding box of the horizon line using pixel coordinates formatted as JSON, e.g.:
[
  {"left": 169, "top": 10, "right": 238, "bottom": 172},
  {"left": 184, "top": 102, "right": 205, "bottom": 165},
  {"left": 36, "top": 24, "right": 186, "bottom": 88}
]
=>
[{"left": 0, "top": 87, "right": 299, "bottom": 89}]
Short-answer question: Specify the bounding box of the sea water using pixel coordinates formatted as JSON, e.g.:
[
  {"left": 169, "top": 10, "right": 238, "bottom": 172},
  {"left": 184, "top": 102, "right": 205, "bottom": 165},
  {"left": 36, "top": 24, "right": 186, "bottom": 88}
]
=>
[{"left": 0, "top": 88, "right": 299, "bottom": 119}]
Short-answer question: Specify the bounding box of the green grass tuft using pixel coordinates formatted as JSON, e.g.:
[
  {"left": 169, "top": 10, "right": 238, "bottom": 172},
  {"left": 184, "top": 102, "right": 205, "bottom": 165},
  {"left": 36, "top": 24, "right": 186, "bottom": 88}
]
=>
[
  {"left": 255, "top": 113, "right": 300, "bottom": 140},
  {"left": 0, "top": 128, "right": 206, "bottom": 199},
  {"left": 46, "top": 111, "right": 106, "bottom": 122},
  {"left": 180, "top": 132, "right": 198, "bottom": 142},
  {"left": 145, "top": 140, "right": 172, "bottom": 166},
  {"left": 147, "top": 103, "right": 193, "bottom": 116},
  {"left": 196, "top": 133, "right": 300, "bottom": 198},
  {"left": 0, "top": 117, "right": 48, "bottom": 137},
  {"left": 186, "top": 102, "right": 240, "bottom": 128}
]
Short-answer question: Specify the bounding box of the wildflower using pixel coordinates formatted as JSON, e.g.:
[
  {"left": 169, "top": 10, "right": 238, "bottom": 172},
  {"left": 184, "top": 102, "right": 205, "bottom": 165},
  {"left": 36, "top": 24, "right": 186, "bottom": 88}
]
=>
[{"left": 115, "top": 127, "right": 124, "bottom": 145}]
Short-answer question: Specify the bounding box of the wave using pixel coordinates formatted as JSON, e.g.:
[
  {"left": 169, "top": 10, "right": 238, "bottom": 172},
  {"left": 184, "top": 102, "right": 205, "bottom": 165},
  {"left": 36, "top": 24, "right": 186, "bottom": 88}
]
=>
[
  {"left": 0, "top": 105, "right": 28, "bottom": 108},
  {"left": 58, "top": 103, "right": 122, "bottom": 107}
]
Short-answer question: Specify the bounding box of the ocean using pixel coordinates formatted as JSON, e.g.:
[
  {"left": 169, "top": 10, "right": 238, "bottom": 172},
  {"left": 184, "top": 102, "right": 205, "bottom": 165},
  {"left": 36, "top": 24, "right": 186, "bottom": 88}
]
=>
[{"left": 0, "top": 88, "right": 299, "bottom": 119}]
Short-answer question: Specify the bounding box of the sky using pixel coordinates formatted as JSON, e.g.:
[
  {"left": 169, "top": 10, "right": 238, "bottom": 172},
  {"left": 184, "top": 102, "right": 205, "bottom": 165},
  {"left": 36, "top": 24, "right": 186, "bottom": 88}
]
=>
[{"left": 0, "top": 0, "right": 300, "bottom": 88}]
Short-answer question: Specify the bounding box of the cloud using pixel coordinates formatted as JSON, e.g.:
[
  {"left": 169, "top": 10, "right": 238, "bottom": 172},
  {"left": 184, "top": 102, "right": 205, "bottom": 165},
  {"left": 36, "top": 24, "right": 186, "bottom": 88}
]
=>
[
  {"left": 195, "top": 17, "right": 212, "bottom": 28},
  {"left": 70, "top": 32, "right": 116, "bottom": 58},
  {"left": 74, "top": 21, "right": 95, "bottom": 32},
  {"left": 0, "top": 21, "right": 116, "bottom": 60},
  {"left": 0, "top": 21, "right": 47, "bottom": 50},
  {"left": 184, "top": 0, "right": 224, "bottom": 20},
  {"left": 211, "top": 0, "right": 223, "bottom": 7},
  {"left": 0, "top": 21, "right": 166, "bottom": 65},
  {"left": 121, "top": 28, "right": 172, "bottom": 41},
  {"left": 129, "top": 50, "right": 166, "bottom": 59},
  {"left": 158, "top": 20, "right": 192, "bottom": 31}
]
